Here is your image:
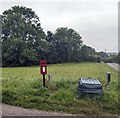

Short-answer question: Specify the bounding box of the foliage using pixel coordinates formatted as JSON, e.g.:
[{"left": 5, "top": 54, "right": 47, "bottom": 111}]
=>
[
  {"left": 2, "top": 6, "right": 46, "bottom": 66},
  {"left": 51, "top": 27, "right": 83, "bottom": 63},
  {"left": 97, "top": 51, "right": 119, "bottom": 64},
  {"left": 2, "top": 6, "right": 104, "bottom": 67},
  {"left": 80, "top": 45, "right": 101, "bottom": 62},
  {"left": 98, "top": 51, "right": 108, "bottom": 58},
  {"left": 2, "top": 63, "right": 118, "bottom": 115},
  {"left": 102, "top": 54, "right": 119, "bottom": 63}
]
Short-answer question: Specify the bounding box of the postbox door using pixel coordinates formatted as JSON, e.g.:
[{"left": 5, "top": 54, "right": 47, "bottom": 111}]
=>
[{"left": 40, "top": 60, "right": 47, "bottom": 74}]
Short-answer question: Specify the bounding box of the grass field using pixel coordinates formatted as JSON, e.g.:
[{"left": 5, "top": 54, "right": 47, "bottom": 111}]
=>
[{"left": 1, "top": 63, "right": 119, "bottom": 115}]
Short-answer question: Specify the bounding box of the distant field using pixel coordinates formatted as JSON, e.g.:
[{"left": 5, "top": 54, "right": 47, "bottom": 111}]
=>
[{"left": 2, "top": 63, "right": 119, "bottom": 115}]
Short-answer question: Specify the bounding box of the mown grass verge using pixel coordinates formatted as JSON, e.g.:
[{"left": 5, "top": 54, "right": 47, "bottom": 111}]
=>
[{"left": 1, "top": 63, "right": 119, "bottom": 115}]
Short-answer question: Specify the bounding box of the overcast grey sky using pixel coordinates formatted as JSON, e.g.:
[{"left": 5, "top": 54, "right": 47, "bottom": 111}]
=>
[{"left": 0, "top": 0, "right": 119, "bottom": 52}]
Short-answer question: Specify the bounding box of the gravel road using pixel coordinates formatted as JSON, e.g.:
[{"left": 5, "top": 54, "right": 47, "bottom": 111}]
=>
[
  {"left": 106, "top": 63, "right": 120, "bottom": 72},
  {"left": 2, "top": 104, "right": 75, "bottom": 116}
]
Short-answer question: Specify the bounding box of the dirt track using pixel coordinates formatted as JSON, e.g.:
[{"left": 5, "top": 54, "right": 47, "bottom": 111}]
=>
[
  {"left": 106, "top": 63, "right": 120, "bottom": 72},
  {"left": 2, "top": 104, "right": 74, "bottom": 116},
  {"left": 2, "top": 104, "right": 119, "bottom": 117}
]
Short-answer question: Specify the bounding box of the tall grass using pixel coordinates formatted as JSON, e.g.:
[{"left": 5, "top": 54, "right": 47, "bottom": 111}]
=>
[{"left": 2, "top": 63, "right": 119, "bottom": 115}]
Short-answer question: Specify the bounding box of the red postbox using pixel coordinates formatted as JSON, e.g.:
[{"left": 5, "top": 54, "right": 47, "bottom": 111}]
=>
[
  {"left": 40, "top": 60, "right": 47, "bottom": 87},
  {"left": 40, "top": 60, "right": 47, "bottom": 75}
]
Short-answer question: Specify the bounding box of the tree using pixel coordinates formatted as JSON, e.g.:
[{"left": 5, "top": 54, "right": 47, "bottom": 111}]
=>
[
  {"left": 2, "top": 6, "right": 45, "bottom": 42},
  {"left": 46, "top": 30, "right": 53, "bottom": 43},
  {"left": 2, "top": 6, "right": 46, "bottom": 66},
  {"left": 2, "top": 6, "right": 102, "bottom": 66},
  {"left": 52, "top": 27, "right": 83, "bottom": 62},
  {"left": 80, "top": 45, "right": 101, "bottom": 62},
  {"left": 98, "top": 51, "right": 108, "bottom": 58}
]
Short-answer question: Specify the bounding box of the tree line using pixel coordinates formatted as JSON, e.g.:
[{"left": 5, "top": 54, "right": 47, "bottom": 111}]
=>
[{"left": 1, "top": 6, "right": 117, "bottom": 67}]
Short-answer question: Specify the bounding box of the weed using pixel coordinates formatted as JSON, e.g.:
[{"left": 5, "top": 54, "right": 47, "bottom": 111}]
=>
[{"left": 2, "top": 63, "right": 118, "bottom": 115}]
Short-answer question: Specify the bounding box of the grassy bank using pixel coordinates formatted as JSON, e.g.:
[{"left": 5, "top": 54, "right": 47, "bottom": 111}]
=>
[{"left": 2, "top": 63, "right": 119, "bottom": 115}]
